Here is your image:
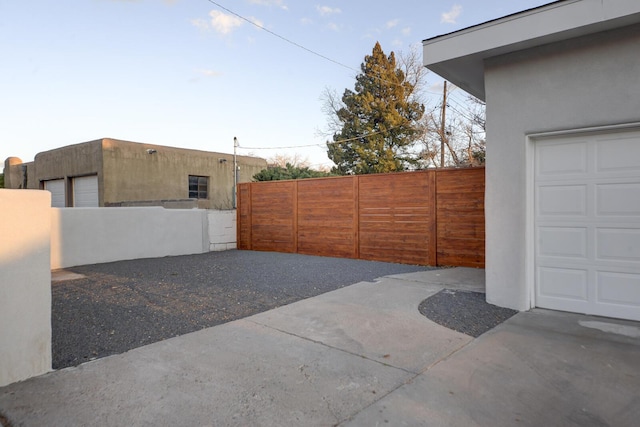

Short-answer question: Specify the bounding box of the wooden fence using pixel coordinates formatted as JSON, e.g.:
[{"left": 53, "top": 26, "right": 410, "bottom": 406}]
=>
[{"left": 237, "top": 167, "right": 484, "bottom": 267}]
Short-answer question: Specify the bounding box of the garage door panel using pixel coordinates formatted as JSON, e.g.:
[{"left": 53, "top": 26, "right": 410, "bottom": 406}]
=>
[
  {"left": 596, "top": 228, "right": 640, "bottom": 262},
  {"left": 538, "top": 227, "right": 587, "bottom": 258},
  {"left": 538, "top": 267, "right": 588, "bottom": 301},
  {"left": 596, "top": 135, "right": 640, "bottom": 173},
  {"left": 596, "top": 182, "right": 640, "bottom": 215},
  {"left": 73, "top": 176, "right": 98, "bottom": 207},
  {"left": 44, "top": 179, "right": 65, "bottom": 208},
  {"left": 537, "top": 185, "right": 587, "bottom": 216},
  {"left": 596, "top": 271, "right": 640, "bottom": 306},
  {"left": 535, "top": 129, "right": 640, "bottom": 321},
  {"left": 537, "top": 141, "right": 588, "bottom": 176}
]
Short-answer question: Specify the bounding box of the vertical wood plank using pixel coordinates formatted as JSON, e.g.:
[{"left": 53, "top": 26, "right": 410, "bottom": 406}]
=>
[
  {"left": 246, "top": 183, "right": 252, "bottom": 250},
  {"left": 236, "top": 183, "right": 241, "bottom": 249},
  {"left": 353, "top": 175, "right": 359, "bottom": 259}
]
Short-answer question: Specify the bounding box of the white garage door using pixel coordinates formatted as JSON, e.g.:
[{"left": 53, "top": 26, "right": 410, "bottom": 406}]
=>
[
  {"left": 535, "top": 129, "right": 640, "bottom": 321},
  {"left": 44, "top": 179, "right": 65, "bottom": 208},
  {"left": 73, "top": 175, "right": 99, "bottom": 207}
]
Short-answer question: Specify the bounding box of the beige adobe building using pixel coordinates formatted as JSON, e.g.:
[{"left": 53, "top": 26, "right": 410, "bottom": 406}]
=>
[{"left": 4, "top": 138, "right": 267, "bottom": 209}]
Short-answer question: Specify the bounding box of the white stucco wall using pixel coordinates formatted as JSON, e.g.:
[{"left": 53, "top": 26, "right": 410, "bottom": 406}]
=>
[
  {"left": 484, "top": 24, "right": 640, "bottom": 310},
  {"left": 0, "top": 189, "right": 52, "bottom": 387},
  {"left": 51, "top": 207, "right": 210, "bottom": 269},
  {"left": 208, "top": 210, "right": 237, "bottom": 251}
]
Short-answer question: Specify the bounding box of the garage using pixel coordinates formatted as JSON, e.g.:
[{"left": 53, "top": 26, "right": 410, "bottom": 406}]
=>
[
  {"left": 534, "top": 129, "right": 640, "bottom": 321},
  {"left": 44, "top": 179, "right": 65, "bottom": 208},
  {"left": 72, "top": 175, "right": 99, "bottom": 207}
]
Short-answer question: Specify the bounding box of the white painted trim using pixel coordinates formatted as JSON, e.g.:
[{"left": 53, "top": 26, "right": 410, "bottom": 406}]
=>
[
  {"left": 527, "top": 122, "right": 640, "bottom": 140},
  {"left": 525, "top": 134, "right": 536, "bottom": 310},
  {"left": 525, "top": 121, "right": 640, "bottom": 310}
]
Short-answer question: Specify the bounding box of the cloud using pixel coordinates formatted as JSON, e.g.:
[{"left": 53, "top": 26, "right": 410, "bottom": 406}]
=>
[
  {"left": 107, "top": 0, "right": 177, "bottom": 3},
  {"left": 208, "top": 10, "right": 244, "bottom": 34},
  {"left": 441, "top": 4, "right": 462, "bottom": 24},
  {"left": 317, "top": 5, "right": 341, "bottom": 16},
  {"left": 300, "top": 17, "right": 313, "bottom": 25},
  {"left": 249, "top": 0, "right": 288, "bottom": 10},
  {"left": 191, "top": 18, "right": 210, "bottom": 32},
  {"left": 401, "top": 27, "right": 411, "bottom": 36},
  {"left": 386, "top": 19, "right": 399, "bottom": 29},
  {"left": 189, "top": 68, "right": 223, "bottom": 83},
  {"left": 327, "top": 22, "right": 341, "bottom": 32},
  {"left": 191, "top": 10, "right": 244, "bottom": 34},
  {"left": 195, "top": 68, "right": 222, "bottom": 78}
]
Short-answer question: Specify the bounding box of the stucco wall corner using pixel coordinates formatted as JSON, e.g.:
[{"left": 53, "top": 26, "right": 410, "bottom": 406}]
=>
[{"left": 0, "top": 189, "right": 52, "bottom": 387}]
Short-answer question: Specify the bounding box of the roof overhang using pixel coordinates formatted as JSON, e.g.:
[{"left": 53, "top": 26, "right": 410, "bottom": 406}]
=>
[{"left": 423, "top": 0, "right": 640, "bottom": 100}]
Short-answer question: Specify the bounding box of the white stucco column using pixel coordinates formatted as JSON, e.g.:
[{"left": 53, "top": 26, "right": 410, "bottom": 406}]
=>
[{"left": 0, "top": 189, "right": 52, "bottom": 387}]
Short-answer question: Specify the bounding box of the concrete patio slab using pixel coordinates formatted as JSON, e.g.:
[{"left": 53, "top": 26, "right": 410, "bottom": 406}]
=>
[
  {"left": 0, "top": 319, "right": 412, "bottom": 426},
  {"left": 387, "top": 267, "right": 486, "bottom": 290},
  {"left": 251, "top": 277, "right": 473, "bottom": 374},
  {"left": 343, "top": 309, "right": 640, "bottom": 427},
  {"left": 2, "top": 266, "right": 639, "bottom": 427}
]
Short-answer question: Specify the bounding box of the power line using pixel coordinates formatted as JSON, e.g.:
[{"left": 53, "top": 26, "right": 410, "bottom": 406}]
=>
[
  {"left": 203, "top": 1, "right": 423, "bottom": 92},
  {"left": 447, "top": 94, "right": 478, "bottom": 113},
  {"left": 238, "top": 124, "right": 406, "bottom": 151},
  {"left": 204, "top": 0, "right": 358, "bottom": 74},
  {"left": 446, "top": 104, "right": 477, "bottom": 123},
  {"left": 238, "top": 143, "right": 324, "bottom": 150},
  {"left": 201, "top": 2, "right": 485, "bottom": 153}
]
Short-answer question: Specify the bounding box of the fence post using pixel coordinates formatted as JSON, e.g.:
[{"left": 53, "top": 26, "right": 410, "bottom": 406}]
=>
[
  {"left": 428, "top": 170, "right": 438, "bottom": 266},
  {"left": 292, "top": 180, "right": 298, "bottom": 253}
]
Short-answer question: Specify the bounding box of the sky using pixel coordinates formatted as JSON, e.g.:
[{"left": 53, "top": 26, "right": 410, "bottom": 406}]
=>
[{"left": 0, "top": 0, "right": 553, "bottom": 171}]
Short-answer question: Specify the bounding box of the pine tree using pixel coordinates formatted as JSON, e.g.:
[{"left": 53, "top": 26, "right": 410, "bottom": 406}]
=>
[{"left": 327, "top": 42, "right": 424, "bottom": 175}]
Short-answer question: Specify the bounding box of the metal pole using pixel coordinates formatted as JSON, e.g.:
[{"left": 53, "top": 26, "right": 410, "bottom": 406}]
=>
[
  {"left": 233, "top": 136, "right": 238, "bottom": 209},
  {"left": 440, "top": 81, "right": 447, "bottom": 168}
]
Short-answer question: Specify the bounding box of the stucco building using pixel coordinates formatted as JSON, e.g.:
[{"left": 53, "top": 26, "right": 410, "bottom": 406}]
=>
[
  {"left": 423, "top": 0, "right": 640, "bottom": 321},
  {"left": 4, "top": 138, "right": 267, "bottom": 210}
]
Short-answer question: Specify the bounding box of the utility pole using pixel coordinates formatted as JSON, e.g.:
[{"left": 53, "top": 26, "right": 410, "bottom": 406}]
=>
[
  {"left": 233, "top": 136, "right": 238, "bottom": 209},
  {"left": 440, "top": 81, "right": 447, "bottom": 168}
]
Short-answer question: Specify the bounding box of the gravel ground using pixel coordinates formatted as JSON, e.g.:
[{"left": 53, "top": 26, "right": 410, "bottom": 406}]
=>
[
  {"left": 418, "top": 289, "right": 518, "bottom": 338},
  {"left": 53, "top": 250, "right": 435, "bottom": 369}
]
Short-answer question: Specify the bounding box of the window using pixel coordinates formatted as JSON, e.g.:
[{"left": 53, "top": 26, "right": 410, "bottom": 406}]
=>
[{"left": 188, "top": 175, "right": 208, "bottom": 199}]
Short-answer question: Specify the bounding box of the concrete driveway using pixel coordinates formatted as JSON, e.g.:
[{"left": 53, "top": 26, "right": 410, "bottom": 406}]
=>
[{"left": 1, "top": 267, "right": 639, "bottom": 426}]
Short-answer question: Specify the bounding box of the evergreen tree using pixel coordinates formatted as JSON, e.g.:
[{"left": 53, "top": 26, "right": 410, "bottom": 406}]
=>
[{"left": 327, "top": 42, "right": 424, "bottom": 175}]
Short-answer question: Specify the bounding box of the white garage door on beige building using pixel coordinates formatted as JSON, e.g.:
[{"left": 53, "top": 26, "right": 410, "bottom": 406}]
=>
[
  {"left": 44, "top": 179, "right": 65, "bottom": 208},
  {"left": 535, "top": 128, "right": 640, "bottom": 321},
  {"left": 72, "top": 175, "right": 98, "bottom": 207}
]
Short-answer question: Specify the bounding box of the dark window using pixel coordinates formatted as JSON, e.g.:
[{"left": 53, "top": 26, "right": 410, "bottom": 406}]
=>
[{"left": 188, "top": 175, "right": 208, "bottom": 199}]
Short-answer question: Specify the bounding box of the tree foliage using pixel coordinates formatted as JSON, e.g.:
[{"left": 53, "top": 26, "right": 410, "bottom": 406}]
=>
[
  {"left": 253, "top": 163, "right": 333, "bottom": 181},
  {"left": 326, "top": 42, "right": 424, "bottom": 175},
  {"left": 0, "top": 173, "right": 4, "bottom": 188}
]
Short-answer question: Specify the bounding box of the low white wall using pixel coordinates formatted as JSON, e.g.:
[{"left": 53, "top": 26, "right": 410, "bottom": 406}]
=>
[
  {"left": 51, "top": 207, "right": 210, "bottom": 269},
  {"left": 0, "top": 189, "right": 52, "bottom": 387},
  {"left": 208, "top": 210, "right": 237, "bottom": 251},
  {"left": 0, "top": 202, "right": 236, "bottom": 385}
]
